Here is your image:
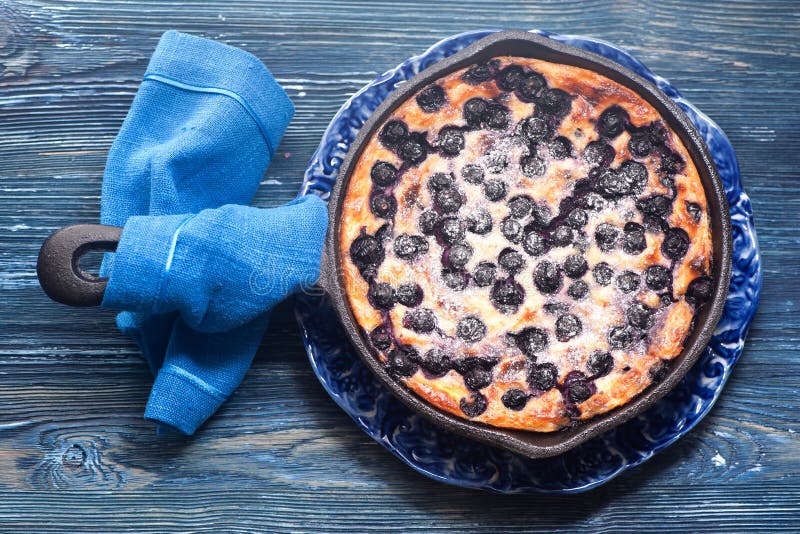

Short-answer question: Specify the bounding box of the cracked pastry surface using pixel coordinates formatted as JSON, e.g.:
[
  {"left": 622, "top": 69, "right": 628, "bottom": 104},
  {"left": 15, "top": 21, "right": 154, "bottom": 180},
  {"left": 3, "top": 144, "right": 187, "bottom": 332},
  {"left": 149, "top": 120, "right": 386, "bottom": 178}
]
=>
[{"left": 339, "top": 56, "right": 714, "bottom": 432}]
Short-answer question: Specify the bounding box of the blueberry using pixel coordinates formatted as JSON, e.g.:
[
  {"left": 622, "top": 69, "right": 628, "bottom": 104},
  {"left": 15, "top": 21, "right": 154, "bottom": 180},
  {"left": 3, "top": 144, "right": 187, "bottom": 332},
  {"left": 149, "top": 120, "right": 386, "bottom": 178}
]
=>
[
  {"left": 594, "top": 168, "right": 630, "bottom": 199},
  {"left": 396, "top": 283, "right": 423, "bottom": 307},
  {"left": 518, "top": 116, "right": 551, "bottom": 143},
  {"left": 628, "top": 131, "right": 652, "bottom": 157},
  {"left": 379, "top": 119, "right": 408, "bottom": 149},
  {"left": 616, "top": 270, "right": 641, "bottom": 293},
  {"left": 528, "top": 362, "right": 558, "bottom": 391},
  {"left": 462, "top": 366, "right": 492, "bottom": 391},
  {"left": 648, "top": 122, "right": 669, "bottom": 145},
  {"left": 568, "top": 280, "right": 589, "bottom": 300},
  {"left": 358, "top": 264, "right": 378, "bottom": 281},
  {"left": 608, "top": 325, "right": 635, "bottom": 349},
  {"left": 618, "top": 160, "right": 648, "bottom": 194},
  {"left": 445, "top": 242, "right": 473, "bottom": 269},
  {"left": 513, "top": 327, "right": 549, "bottom": 357},
  {"left": 533, "top": 260, "right": 563, "bottom": 295},
  {"left": 648, "top": 360, "right": 671, "bottom": 382},
  {"left": 636, "top": 195, "right": 673, "bottom": 217},
  {"left": 543, "top": 302, "right": 569, "bottom": 315},
  {"left": 530, "top": 202, "right": 553, "bottom": 228},
  {"left": 387, "top": 345, "right": 419, "bottom": 377},
  {"left": 485, "top": 150, "right": 510, "bottom": 174},
  {"left": 660, "top": 151, "right": 685, "bottom": 175},
  {"left": 645, "top": 265, "right": 672, "bottom": 290},
  {"left": 574, "top": 232, "right": 590, "bottom": 252},
  {"left": 622, "top": 221, "right": 647, "bottom": 255},
  {"left": 368, "top": 282, "right": 395, "bottom": 310},
  {"left": 555, "top": 313, "right": 582, "bottom": 342},
  {"left": 467, "top": 208, "right": 493, "bottom": 235},
  {"left": 548, "top": 136, "right": 572, "bottom": 159},
  {"left": 643, "top": 215, "right": 669, "bottom": 233},
  {"left": 472, "top": 262, "right": 497, "bottom": 287},
  {"left": 592, "top": 262, "right": 614, "bottom": 286},
  {"left": 495, "top": 65, "right": 525, "bottom": 91},
  {"left": 516, "top": 71, "right": 547, "bottom": 102},
  {"left": 369, "top": 324, "right": 392, "bottom": 351},
  {"left": 498, "top": 248, "right": 526, "bottom": 274},
  {"left": 627, "top": 302, "right": 654, "bottom": 329},
  {"left": 437, "top": 126, "right": 465, "bottom": 156},
  {"left": 577, "top": 191, "right": 606, "bottom": 211},
  {"left": 441, "top": 268, "right": 470, "bottom": 291},
  {"left": 661, "top": 228, "right": 690, "bottom": 260},
  {"left": 685, "top": 201, "right": 702, "bottom": 223},
  {"left": 370, "top": 161, "right": 398, "bottom": 187},
  {"left": 499, "top": 388, "right": 529, "bottom": 411},
  {"left": 418, "top": 210, "right": 439, "bottom": 235},
  {"left": 563, "top": 371, "right": 593, "bottom": 403},
  {"left": 501, "top": 217, "right": 523, "bottom": 244},
  {"left": 402, "top": 308, "right": 436, "bottom": 333},
  {"left": 660, "top": 174, "right": 676, "bottom": 191},
  {"left": 520, "top": 155, "right": 546, "bottom": 177},
  {"left": 463, "top": 97, "right": 489, "bottom": 128},
  {"left": 375, "top": 222, "right": 391, "bottom": 244},
  {"left": 462, "top": 62, "right": 496, "bottom": 85},
  {"left": 550, "top": 225, "right": 574, "bottom": 247},
  {"left": 537, "top": 88, "right": 571, "bottom": 117},
  {"left": 394, "top": 234, "right": 428, "bottom": 260},
  {"left": 522, "top": 230, "right": 549, "bottom": 257},
  {"left": 483, "top": 179, "right": 507, "bottom": 201},
  {"left": 457, "top": 315, "right": 487, "bottom": 343},
  {"left": 398, "top": 136, "right": 427, "bottom": 165},
  {"left": 453, "top": 355, "right": 500, "bottom": 375},
  {"left": 597, "top": 105, "right": 629, "bottom": 138},
  {"left": 434, "top": 187, "right": 463, "bottom": 214},
  {"left": 566, "top": 208, "right": 588, "bottom": 229},
  {"left": 462, "top": 164, "right": 485, "bottom": 184},
  {"left": 587, "top": 350, "right": 614, "bottom": 378},
  {"left": 685, "top": 276, "right": 713, "bottom": 306},
  {"left": 564, "top": 254, "right": 588, "bottom": 279},
  {"left": 508, "top": 195, "right": 534, "bottom": 219},
  {"left": 484, "top": 102, "right": 511, "bottom": 130},
  {"left": 490, "top": 277, "right": 526, "bottom": 314},
  {"left": 583, "top": 141, "right": 615, "bottom": 167},
  {"left": 453, "top": 355, "right": 498, "bottom": 373},
  {"left": 463, "top": 367, "right": 493, "bottom": 391},
  {"left": 414, "top": 348, "right": 452, "bottom": 378},
  {"left": 595, "top": 223, "right": 620, "bottom": 251},
  {"left": 435, "top": 216, "right": 466, "bottom": 245},
  {"left": 370, "top": 192, "right": 397, "bottom": 218},
  {"left": 460, "top": 392, "right": 488, "bottom": 417},
  {"left": 416, "top": 84, "right": 446, "bottom": 113},
  {"left": 427, "top": 172, "right": 454, "bottom": 192},
  {"left": 350, "top": 231, "right": 384, "bottom": 273}
]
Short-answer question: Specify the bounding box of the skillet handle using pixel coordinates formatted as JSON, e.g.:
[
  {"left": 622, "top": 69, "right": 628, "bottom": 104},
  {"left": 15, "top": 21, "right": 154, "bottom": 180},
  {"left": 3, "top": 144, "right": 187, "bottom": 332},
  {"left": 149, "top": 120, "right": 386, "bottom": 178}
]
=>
[{"left": 37, "top": 224, "right": 122, "bottom": 307}]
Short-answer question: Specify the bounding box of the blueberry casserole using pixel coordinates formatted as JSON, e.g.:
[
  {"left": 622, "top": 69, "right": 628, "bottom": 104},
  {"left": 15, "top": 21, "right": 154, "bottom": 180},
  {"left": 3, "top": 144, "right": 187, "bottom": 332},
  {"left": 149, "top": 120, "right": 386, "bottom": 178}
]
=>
[{"left": 338, "top": 55, "right": 715, "bottom": 432}]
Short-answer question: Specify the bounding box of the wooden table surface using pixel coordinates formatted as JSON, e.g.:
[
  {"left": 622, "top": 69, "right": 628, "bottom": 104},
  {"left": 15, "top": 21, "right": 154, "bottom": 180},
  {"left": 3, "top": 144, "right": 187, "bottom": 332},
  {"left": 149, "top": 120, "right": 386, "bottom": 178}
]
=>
[{"left": 1, "top": 0, "right": 798, "bottom": 531}]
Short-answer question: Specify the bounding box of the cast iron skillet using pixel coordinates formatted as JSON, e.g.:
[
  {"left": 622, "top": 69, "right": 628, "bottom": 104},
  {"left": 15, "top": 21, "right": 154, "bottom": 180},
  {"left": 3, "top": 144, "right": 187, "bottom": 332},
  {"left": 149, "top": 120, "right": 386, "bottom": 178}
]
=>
[{"left": 37, "top": 30, "right": 732, "bottom": 459}]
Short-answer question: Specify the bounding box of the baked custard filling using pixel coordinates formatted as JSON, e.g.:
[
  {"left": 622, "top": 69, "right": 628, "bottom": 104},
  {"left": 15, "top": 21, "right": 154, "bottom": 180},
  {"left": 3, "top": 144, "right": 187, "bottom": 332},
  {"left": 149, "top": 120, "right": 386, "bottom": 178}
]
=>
[{"left": 339, "top": 56, "right": 713, "bottom": 431}]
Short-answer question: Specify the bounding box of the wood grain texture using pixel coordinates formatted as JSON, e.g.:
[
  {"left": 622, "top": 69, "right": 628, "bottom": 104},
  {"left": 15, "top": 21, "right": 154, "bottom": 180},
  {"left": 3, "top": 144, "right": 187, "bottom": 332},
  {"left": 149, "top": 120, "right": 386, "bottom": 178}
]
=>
[{"left": 1, "top": 0, "right": 798, "bottom": 531}]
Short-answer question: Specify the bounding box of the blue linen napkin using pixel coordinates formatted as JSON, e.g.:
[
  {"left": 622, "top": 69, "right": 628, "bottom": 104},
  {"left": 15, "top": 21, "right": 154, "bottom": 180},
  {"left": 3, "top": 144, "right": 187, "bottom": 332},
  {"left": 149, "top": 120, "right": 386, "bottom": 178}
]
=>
[{"left": 99, "top": 31, "right": 328, "bottom": 434}]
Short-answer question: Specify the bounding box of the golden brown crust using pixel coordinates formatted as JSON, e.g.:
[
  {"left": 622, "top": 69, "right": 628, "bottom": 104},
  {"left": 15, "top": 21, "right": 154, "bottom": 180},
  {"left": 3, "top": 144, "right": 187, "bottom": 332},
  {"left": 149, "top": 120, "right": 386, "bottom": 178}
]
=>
[{"left": 339, "top": 56, "right": 713, "bottom": 432}]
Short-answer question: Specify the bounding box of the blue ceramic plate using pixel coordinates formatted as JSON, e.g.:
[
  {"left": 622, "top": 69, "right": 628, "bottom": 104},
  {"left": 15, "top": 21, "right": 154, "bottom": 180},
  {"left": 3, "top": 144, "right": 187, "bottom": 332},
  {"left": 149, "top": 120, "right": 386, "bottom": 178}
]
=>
[{"left": 296, "top": 29, "right": 761, "bottom": 493}]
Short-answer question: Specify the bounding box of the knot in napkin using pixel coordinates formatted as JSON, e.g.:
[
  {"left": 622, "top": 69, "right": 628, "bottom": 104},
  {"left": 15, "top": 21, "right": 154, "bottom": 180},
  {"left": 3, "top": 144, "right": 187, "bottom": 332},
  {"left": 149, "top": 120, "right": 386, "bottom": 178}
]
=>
[{"left": 99, "top": 31, "right": 327, "bottom": 435}]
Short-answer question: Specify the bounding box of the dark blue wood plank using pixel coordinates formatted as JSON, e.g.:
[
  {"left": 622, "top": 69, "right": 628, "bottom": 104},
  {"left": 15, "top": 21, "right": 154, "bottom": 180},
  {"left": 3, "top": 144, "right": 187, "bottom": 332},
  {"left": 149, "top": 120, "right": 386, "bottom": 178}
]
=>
[{"left": 0, "top": 0, "right": 798, "bottom": 531}]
